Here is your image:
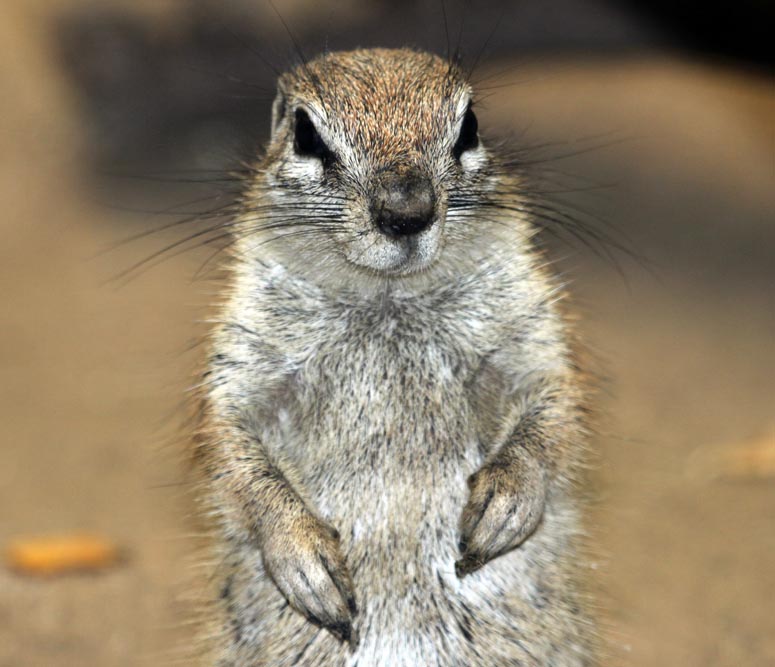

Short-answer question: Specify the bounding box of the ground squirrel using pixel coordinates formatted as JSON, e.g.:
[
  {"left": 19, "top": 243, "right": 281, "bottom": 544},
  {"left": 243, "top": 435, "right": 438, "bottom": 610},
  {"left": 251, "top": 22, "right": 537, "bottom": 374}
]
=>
[{"left": 195, "top": 47, "right": 597, "bottom": 666}]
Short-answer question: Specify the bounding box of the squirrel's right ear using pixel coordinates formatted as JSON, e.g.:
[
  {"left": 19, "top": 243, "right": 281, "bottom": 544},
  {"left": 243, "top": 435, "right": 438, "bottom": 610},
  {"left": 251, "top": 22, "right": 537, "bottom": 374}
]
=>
[{"left": 271, "top": 84, "right": 288, "bottom": 137}]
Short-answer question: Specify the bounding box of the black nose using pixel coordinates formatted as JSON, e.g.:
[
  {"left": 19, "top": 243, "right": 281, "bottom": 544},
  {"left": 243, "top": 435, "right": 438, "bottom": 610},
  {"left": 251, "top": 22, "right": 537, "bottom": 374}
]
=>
[{"left": 371, "top": 169, "right": 435, "bottom": 238}]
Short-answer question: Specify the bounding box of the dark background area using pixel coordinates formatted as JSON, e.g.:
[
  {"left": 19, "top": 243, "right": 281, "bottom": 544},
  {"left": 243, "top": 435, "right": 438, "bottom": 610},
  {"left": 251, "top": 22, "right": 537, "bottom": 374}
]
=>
[
  {"left": 1, "top": 1, "right": 773, "bottom": 666},
  {"left": 57, "top": 0, "right": 773, "bottom": 171}
]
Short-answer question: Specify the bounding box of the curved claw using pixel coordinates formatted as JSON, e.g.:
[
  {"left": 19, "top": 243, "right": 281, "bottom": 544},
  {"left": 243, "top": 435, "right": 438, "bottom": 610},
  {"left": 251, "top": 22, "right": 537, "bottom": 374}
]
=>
[
  {"left": 261, "top": 511, "right": 358, "bottom": 645},
  {"left": 456, "top": 456, "right": 546, "bottom": 577}
]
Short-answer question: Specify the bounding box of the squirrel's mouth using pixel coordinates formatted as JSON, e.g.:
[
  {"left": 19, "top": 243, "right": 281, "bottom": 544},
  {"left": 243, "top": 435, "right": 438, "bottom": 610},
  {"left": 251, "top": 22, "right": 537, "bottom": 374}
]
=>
[{"left": 344, "top": 218, "right": 444, "bottom": 276}]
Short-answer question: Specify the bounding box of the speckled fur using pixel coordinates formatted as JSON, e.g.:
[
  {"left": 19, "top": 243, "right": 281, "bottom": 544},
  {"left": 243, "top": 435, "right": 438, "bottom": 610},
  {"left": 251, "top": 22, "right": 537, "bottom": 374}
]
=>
[{"left": 194, "top": 48, "right": 598, "bottom": 666}]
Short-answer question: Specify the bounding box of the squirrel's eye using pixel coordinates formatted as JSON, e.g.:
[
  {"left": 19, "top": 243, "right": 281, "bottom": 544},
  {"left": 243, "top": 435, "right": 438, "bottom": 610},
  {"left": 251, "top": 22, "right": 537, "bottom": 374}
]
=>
[
  {"left": 453, "top": 105, "right": 479, "bottom": 160},
  {"left": 294, "top": 109, "right": 333, "bottom": 165}
]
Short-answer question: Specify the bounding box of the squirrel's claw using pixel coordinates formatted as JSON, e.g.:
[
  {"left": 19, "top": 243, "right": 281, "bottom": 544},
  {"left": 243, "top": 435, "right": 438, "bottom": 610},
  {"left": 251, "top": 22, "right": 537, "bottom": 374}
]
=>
[
  {"left": 456, "top": 455, "right": 546, "bottom": 577},
  {"left": 261, "top": 510, "right": 358, "bottom": 645}
]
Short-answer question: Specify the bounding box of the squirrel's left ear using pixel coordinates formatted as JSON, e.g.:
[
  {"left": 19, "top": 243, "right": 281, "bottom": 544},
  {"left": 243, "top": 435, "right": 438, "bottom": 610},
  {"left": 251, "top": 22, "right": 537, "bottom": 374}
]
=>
[{"left": 270, "top": 82, "right": 288, "bottom": 137}]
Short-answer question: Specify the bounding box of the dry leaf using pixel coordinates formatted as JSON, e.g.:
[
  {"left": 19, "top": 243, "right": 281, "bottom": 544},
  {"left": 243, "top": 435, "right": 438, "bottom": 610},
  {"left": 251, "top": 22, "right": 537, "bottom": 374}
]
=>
[
  {"left": 6, "top": 534, "right": 121, "bottom": 576},
  {"left": 721, "top": 431, "right": 775, "bottom": 479},
  {"left": 687, "top": 428, "right": 775, "bottom": 482}
]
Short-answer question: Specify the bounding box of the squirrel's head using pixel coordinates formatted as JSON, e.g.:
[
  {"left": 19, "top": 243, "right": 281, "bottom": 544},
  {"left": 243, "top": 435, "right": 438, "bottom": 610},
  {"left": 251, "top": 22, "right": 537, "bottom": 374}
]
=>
[{"left": 246, "top": 48, "right": 503, "bottom": 280}]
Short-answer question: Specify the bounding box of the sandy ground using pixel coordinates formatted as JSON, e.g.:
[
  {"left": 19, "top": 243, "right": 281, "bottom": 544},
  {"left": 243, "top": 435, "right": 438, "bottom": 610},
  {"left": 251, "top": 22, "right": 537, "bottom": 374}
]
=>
[{"left": 1, "top": 4, "right": 774, "bottom": 666}]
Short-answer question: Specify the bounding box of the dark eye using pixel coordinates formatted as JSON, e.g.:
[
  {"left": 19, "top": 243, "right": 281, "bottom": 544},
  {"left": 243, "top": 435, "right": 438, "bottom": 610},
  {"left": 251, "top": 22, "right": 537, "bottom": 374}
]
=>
[
  {"left": 453, "top": 105, "right": 479, "bottom": 160},
  {"left": 294, "top": 108, "right": 334, "bottom": 166}
]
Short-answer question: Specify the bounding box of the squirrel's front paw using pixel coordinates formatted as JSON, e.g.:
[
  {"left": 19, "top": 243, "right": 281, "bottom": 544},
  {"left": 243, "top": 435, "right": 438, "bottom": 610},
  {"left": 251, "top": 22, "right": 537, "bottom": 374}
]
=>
[
  {"left": 455, "top": 453, "right": 546, "bottom": 577},
  {"left": 261, "top": 509, "right": 357, "bottom": 644}
]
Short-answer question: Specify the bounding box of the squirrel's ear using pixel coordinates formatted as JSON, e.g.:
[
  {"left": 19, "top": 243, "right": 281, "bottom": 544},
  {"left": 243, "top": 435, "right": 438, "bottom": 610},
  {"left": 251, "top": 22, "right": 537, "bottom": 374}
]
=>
[{"left": 270, "top": 84, "right": 288, "bottom": 137}]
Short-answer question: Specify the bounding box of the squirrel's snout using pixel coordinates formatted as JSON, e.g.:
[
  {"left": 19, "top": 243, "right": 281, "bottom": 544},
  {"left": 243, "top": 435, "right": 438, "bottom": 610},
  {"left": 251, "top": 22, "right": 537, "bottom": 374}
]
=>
[{"left": 371, "top": 169, "right": 435, "bottom": 238}]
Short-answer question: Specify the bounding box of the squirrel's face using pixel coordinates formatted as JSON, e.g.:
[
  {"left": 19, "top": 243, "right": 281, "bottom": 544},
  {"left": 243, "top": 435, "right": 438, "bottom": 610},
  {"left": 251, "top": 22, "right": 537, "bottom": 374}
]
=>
[{"left": 254, "top": 49, "right": 492, "bottom": 277}]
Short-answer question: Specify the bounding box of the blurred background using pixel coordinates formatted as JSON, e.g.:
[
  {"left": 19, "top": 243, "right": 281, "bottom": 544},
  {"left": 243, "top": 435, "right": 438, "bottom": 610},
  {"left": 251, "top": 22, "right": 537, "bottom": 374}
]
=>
[{"left": 0, "top": 1, "right": 772, "bottom": 665}]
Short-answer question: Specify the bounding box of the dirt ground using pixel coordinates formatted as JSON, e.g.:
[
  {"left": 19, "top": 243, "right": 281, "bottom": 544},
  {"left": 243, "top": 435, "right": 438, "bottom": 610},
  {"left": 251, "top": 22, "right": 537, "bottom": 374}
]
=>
[{"left": 1, "top": 3, "right": 773, "bottom": 666}]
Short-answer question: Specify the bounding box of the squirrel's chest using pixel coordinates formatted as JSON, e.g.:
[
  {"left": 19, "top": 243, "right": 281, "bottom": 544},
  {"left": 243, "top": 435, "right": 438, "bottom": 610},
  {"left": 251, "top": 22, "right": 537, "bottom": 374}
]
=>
[
  {"left": 284, "top": 324, "right": 482, "bottom": 530},
  {"left": 310, "top": 320, "right": 476, "bottom": 425},
  {"left": 281, "top": 309, "right": 486, "bottom": 476}
]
